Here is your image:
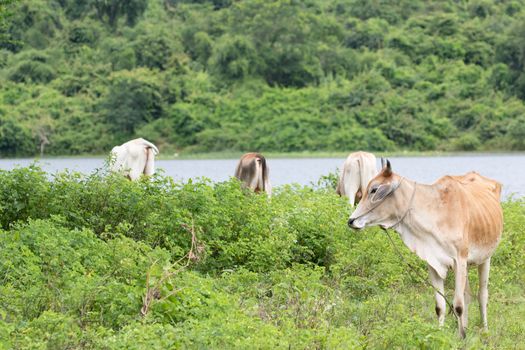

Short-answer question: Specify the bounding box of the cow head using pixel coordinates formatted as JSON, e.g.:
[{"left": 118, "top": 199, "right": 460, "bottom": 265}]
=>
[{"left": 348, "top": 159, "right": 402, "bottom": 229}]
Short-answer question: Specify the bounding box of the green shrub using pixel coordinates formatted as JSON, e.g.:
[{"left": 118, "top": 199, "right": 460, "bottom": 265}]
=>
[
  {"left": 0, "top": 165, "right": 50, "bottom": 227},
  {"left": 0, "top": 166, "right": 350, "bottom": 272},
  {"left": 0, "top": 168, "right": 523, "bottom": 348},
  {"left": 451, "top": 133, "right": 481, "bottom": 151},
  {"left": 0, "top": 115, "right": 35, "bottom": 156}
]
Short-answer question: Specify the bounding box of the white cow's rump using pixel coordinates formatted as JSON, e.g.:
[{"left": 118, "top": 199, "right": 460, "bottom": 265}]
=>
[
  {"left": 336, "top": 151, "right": 378, "bottom": 206},
  {"left": 110, "top": 138, "right": 159, "bottom": 180}
]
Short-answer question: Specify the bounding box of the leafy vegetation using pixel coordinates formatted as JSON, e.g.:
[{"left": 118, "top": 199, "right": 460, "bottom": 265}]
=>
[
  {"left": 0, "top": 166, "right": 523, "bottom": 348},
  {"left": 1, "top": 1, "right": 525, "bottom": 155}
]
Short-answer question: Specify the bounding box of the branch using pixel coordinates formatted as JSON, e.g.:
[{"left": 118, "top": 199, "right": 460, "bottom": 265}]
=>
[{"left": 140, "top": 217, "right": 203, "bottom": 317}]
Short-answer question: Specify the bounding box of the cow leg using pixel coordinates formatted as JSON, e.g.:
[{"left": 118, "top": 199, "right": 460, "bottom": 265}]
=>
[
  {"left": 128, "top": 166, "right": 143, "bottom": 181},
  {"left": 344, "top": 179, "right": 360, "bottom": 207},
  {"left": 250, "top": 176, "right": 259, "bottom": 192},
  {"left": 265, "top": 180, "right": 272, "bottom": 197},
  {"left": 144, "top": 148, "right": 155, "bottom": 176},
  {"left": 250, "top": 160, "right": 261, "bottom": 192},
  {"left": 428, "top": 265, "right": 446, "bottom": 327},
  {"left": 478, "top": 258, "right": 491, "bottom": 330},
  {"left": 463, "top": 274, "right": 472, "bottom": 329},
  {"left": 453, "top": 257, "right": 468, "bottom": 338}
]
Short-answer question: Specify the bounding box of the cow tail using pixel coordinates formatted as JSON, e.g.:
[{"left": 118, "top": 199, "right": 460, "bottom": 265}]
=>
[
  {"left": 144, "top": 147, "right": 155, "bottom": 176},
  {"left": 494, "top": 182, "right": 502, "bottom": 200},
  {"left": 358, "top": 156, "right": 366, "bottom": 193},
  {"left": 142, "top": 139, "right": 159, "bottom": 155},
  {"left": 259, "top": 155, "right": 267, "bottom": 192},
  {"left": 234, "top": 159, "right": 242, "bottom": 179}
]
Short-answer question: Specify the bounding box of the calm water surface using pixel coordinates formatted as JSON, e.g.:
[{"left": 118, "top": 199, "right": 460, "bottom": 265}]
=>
[{"left": 0, "top": 154, "right": 523, "bottom": 198}]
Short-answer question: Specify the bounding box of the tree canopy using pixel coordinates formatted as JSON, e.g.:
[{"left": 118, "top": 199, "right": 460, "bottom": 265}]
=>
[{"left": 1, "top": 0, "right": 525, "bottom": 156}]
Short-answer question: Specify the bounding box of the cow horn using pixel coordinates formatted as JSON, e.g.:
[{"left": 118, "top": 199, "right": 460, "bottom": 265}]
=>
[
  {"left": 383, "top": 159, "right": 393, "bottom": 176},
  {"left": 381, "top": 157, "right": 386, "bottom": 169}
]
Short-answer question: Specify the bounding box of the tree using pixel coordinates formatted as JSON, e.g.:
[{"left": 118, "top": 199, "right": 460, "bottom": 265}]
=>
[
  {"left": 92, "top": 0, "right": 148, "bottom": 28},
  {"left": 496, "top": 20, "right": 525, "bottom": 98},
  {"left": 0, "top": 0, "right": 17, "bottom": 23},
  {"left": 58, "top": 0, "right": 147, "bottom": 28},
  {"left": 165, "top": 0, "right": 232, "bottom": 10},
  {"left": 8, "top": 60, "right": 56, "bottom": 83},
  {"left": 225, "top": 0, "right": 329, "bottom": 87},
  {"left": 0, "top": 114, "right": 35, "bottom": 156},
  {"left": 0, "top": 0, "right": 16, "bottom": 18},
  {"left": 209, "top": 35, "right": 258, "bottom": 81},
  {"left": 507, "top": 117, "right": 525, "bottom": 150},
  {"left": 100, "top": 69, "right": 164, "bottom": 142},
  {"left": 0, "top": 0, "right": 18, "bottom": 47}
]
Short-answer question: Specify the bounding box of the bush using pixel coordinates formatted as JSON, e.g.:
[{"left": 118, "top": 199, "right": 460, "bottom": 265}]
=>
[
  {"left": 0, "top": 115, "right": 35, "bottom": 156},
  {"left": 506, "top": 116, "right": 525, "bottom": 150},
  {"left": 0, "top": 167, "right": 523, "bottom": 348},
  {"left": 0, "top": 166, "right": 349, "bottom": 271},
  {"left": 451, "top": 133, "right": 481, "bottom": 151}
]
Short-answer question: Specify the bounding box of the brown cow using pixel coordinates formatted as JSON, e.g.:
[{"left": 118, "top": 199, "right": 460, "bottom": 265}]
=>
[
  {"left": 234, "top": 153, "right": 271, "bottom": 195},
  {"left": 348, "top": 160, "right": 503, "bottom": 338}
]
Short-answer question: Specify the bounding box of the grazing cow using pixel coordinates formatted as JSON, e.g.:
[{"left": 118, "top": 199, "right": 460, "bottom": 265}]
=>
[
  {"left": 336, "top": 151, "right": 378, "bottom": 206},
  {"left": 348, "top": 160, "right": 503, "bottom": 338},
  {"left": 234, "top": 153, "right": 271, "bottom": 195},
  {"left": 110, "top": 138, "right": 159, "bottom": 180}
]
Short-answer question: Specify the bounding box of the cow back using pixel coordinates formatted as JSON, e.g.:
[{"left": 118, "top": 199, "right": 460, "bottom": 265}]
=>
[{"left": 440, "top": 172, "right": 503, "bottom": 249}]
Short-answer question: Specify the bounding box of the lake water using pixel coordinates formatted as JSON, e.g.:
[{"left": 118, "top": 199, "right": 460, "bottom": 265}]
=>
[{"left": 0, "top": 154, "right": 524, "bottom": 198}]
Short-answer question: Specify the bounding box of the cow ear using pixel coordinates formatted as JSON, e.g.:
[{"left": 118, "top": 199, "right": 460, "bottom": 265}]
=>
[
  {"left": 371, "top": 184, "right": 390, "bottom": 202},
  {"left": 371, "top": 181, "right": 400, "bottom": 203}
]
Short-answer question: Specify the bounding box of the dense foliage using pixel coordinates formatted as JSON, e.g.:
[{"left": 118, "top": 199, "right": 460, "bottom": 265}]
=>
[
  {"left": 1, "top": 1, "right": 525, "bottom": 155},
  {"left": 0, "top": 166, "right": 523, "bottom": 348}
]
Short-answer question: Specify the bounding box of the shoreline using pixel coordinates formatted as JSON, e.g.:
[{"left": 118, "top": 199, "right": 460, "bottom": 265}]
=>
[{"left": 2, "top": 150, "right": 525, "bottom": 161}]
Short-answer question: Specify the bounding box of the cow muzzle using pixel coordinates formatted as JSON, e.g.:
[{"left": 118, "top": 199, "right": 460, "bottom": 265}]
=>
[{"left": 348, "top": 217, "right": 365, "bottom": 230}]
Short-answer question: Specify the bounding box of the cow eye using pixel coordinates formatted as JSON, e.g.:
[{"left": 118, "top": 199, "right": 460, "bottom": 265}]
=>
[{"left": 370, "top": 187, "right": 378, "bottom": 194}]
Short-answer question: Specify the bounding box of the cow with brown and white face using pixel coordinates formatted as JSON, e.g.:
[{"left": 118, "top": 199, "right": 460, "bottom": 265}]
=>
[
  {"left": 234, "top": 153, "right": 271, "bottom": 196},
  {"left": 336, "top": 151, "right": 378, "bottom": 206},
  {"left": 348, "top": 160, "right": 503, "bottom": 338}
]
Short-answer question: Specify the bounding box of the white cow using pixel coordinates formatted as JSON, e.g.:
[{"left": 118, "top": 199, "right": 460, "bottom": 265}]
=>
[
  {"left": 110, "top": 138, "right": 159, "bottom": 180},
  {"left": 336, "top": 151, "right": 378, "bottom": 206}
]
